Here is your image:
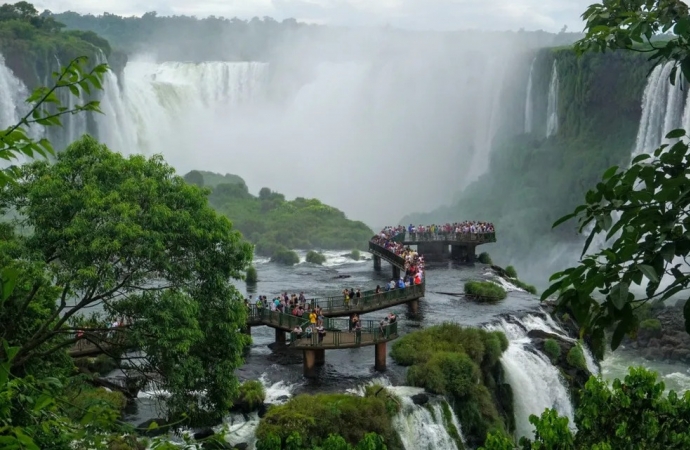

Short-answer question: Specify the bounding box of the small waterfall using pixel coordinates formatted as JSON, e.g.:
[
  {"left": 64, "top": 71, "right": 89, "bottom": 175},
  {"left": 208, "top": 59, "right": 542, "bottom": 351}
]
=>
[
  {"left": 634, "top": 61, "right": 688, "bottom": 157},
  {"left": 524, "top": 58, "right": 535, "bottom": 133},
  {"left": 0, "top": 54, "right": 29, "bottom": 130},
  {"left": 546, "top": 60, "right": 559, "bottom": 137},
  {"left": 485, "top": 314, "right": 578, "bottom": 440}
]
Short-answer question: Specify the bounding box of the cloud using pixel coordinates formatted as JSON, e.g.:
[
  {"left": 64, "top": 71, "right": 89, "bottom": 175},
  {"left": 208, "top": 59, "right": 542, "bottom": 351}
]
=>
[{"left": 34, "top": 0, "right": 591, "bottom": 32}]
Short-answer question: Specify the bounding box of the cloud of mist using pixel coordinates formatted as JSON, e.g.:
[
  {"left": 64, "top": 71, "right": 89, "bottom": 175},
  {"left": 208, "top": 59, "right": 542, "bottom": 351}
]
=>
[{"left": 99, "top": 29, "right": 551, "bottom": 227}]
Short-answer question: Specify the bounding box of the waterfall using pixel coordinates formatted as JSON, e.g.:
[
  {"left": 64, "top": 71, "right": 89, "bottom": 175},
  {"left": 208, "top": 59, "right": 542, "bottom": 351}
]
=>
[
  {"left": 524, "top": 58, "right": 535, "bottom": 133},
  {"left": 546, "top": 60, "right": 559, "bottom": 137},
  {"left": 485, "top": 313, "right": 585, "bottom": 440},
  {"left": 633, "top": 61, "right": 688, "bottom": 157},
  {"left": 0, "top": 54, "right": 28, "bottom": 130}
]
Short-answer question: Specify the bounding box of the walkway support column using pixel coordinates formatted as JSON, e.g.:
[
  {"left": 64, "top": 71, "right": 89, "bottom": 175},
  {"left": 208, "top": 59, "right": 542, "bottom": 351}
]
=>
[
  {"left": 373, "top": 255, "right": 381, "bottom": 271},
  {"left": 407, "top": 299, "right": 419, "bottom": 314},
  {"left": 275, "top": 329, "right": 286, "bottom": 344},
  {"left": 315, "top": 349, "right": 325, "bottom": 366},
  {"left": 303, "top": 350, "right": 317, "bottom": 378},
  {"left": 374, "top": 342, "right": 387, "bottom": 372}
]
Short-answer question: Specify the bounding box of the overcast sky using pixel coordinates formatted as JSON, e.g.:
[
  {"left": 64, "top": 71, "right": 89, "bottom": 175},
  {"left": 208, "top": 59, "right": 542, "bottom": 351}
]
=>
[{"left": 35, "top": 0, "right": 592, "bottom": 33}]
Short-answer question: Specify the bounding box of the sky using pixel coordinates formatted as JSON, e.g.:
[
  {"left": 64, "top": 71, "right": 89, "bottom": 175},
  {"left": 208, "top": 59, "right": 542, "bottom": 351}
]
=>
[{"left": 35, "top": 0, "right": 592, "bottom": 33}]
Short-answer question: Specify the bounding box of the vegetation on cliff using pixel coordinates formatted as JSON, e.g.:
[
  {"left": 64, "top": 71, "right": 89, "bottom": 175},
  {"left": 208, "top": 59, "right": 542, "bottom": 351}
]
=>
[
  {"left": 189, "top": 170, "right": 373, "bottom": 257},
  {"left": 481, "top": 367, "right": 690, "bottom": 449},
  {"left": 0, "top": 2, "right": 124, "bottom": 88},
  {"left": 390, "top": 324, "right": 512, "bottom": 447},
  {"left": 255, "top": 387, "right": 401, "bottom": 450}
]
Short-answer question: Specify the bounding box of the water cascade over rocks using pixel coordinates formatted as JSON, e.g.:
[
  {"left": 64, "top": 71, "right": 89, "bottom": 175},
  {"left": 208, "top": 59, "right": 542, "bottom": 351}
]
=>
[
  {"left": 545, "top": 60, "right": 560, "bottom": 138},
  {"left": 524, "top": 58, "right": 535, "bottom": 134},
  {"left": 485, "top": 313, "right": 582, "bottom": 440},
  {"left": 634, "top": 61, "right": 688, "bottom": 157}
]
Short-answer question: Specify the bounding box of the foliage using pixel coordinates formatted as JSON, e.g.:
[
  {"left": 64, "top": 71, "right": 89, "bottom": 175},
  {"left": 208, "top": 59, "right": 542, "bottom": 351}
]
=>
[
  {"left": 505, "top": 266, "right": 518, "bottom": 278},
  {"left": 0, "top": 135, "right": 253, "bottom": 426},
  {"left": 639, "top": 318, "right": 661, "bottom": 332},
  {"left": 541, "top": 0, "right": 690, "bottom": 359},
  {"left": 203, "top": 175, "right": 373, "bottom": 256},
  {"left": 350, "top": 249, "right": 361, "bottom": 261},
  {"left": 257, "top": 431, "right": 387, "bottom": 450},
  {"left": 271, "top": 247, "right": 300, "bottom": 266},
  {"left": 246, "top": 265, "right": 258, "bottom": 283},
  {"left": 543, "top": 339, "right": 561, "bottom": 361},
  {"left": 481, "top": 367, "right": 690, "bottom": 450},
  {"left": 255, "top": 392, "right": 401, "bottom": 449},
  {"left": 193, "top": 170, "right": 244, "bottom": 188},
  {"left": 306, "top": 251, "right": 326, "bottom": 265},
  {"left": 465, "top": 281, "right": 507, "bottom": 301},
  {"left": 566, "top": 344, "right": 587, "bottom": 371},
  {"left": 234, "top": 380, "right": 265, "bottom": 412},
  {"left": 514, "top": 279, "right": 538, "bottom": 295},
  {"left": 478, "top": 252, "right": 493, "bottom": 264},
  {"left": 390, "top": 324, "right": 510, "bottom": 446}
]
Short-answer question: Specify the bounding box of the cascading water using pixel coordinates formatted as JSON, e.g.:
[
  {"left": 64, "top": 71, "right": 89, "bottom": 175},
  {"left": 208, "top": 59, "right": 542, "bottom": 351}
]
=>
[
  {"left": 524, "top": 58, "right": 535, "bottom": 134},
  {"left": 546, "top": 60, "right": 559, "bottom": 138},
  {"left": 485, "top": 313, "right": 586, "bottom": 440},
  {"left": 0, "top": 54, "right": 28, "bottom": 130},
  {"left": 348, "top": 380, "right": 466, "bottom": 450},
  {"left": 634, "top": 61, "right": 688, "bottom": 157}
]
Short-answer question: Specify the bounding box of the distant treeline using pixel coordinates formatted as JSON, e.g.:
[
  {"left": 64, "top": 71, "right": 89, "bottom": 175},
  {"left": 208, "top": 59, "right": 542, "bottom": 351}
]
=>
[{"left": 45, "top": 9, "right": 585, "bottom": 62}]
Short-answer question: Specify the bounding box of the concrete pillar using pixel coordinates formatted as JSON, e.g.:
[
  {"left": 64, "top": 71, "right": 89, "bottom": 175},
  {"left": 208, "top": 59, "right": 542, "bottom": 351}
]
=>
[
  {"left": 314, "top": 349, "right": 325, "bottom": 366},
  {"left": 407, "top": 299, "right": 419, "bottom": 314},
  {"left": 275, "top": 328, "right": 286, "bottom": 344},
  {"left": 468, "top": 245, "right": 477, "bottom": 263},
  {"left": 303, "top": 350, "right": 317, "bottom": 378},
  {"left": 373, "top": 255, "right": 381, "bottom": 271},
  {"left": 392, "top": 266, "right": 400, "bottom": 280},
  {"left": 374, "top": 342, "right": 387, "bottom": 372}
]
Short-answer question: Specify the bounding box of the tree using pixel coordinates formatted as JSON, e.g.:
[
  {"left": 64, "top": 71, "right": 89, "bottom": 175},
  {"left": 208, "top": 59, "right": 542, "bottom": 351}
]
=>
[
  {"left": 542, "top": 0, "right": 690, "bottom": 357},
  {"left": 0, "top": 135, "right": 253, "bottom": 424},
  {"left": 480, "top": 367, "right": 690, "bottom": 449}
]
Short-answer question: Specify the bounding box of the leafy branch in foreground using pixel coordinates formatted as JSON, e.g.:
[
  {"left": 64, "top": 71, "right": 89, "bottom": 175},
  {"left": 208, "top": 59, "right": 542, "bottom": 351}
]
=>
[
  {"left": 541, "top": 0, "right": 690, "bottom": 358},
  {"left": 0, "top": 55, "right": 107, "bottom": 186}
]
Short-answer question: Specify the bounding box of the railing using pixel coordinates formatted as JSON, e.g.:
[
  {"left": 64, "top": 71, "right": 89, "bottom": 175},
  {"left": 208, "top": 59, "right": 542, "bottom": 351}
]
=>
[
  {"left": 247, "top": 283, "right": 425, "bottom": 319},
  {"left": 368, "top": 240, "right": 406, "bottom": 269},
  {"left": 290, "top": 319, "right": 398, "bottom": 348},
  {"left": 404, "top": 232, "right": 496, "bottom": 243}
]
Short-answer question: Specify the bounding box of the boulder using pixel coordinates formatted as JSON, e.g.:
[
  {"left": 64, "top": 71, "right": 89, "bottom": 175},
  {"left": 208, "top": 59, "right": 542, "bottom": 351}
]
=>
[
  {"left": 411, "top": 393, "right": 429, "bottom": 406},
  {"left": 194, "top": 428, "right": 215, "bottom": 440}
]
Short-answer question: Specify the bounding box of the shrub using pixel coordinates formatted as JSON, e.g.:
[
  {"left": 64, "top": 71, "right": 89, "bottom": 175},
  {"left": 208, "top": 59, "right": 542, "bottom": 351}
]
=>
[
  {"left": 306, "top": 250, "right": 327, "bottom": 265},
  {"left": 478, "top": 252, "right": 493, "bottom": 264},
  {"left": 350, "top": 249, "right": 361, "bottom": 261},
  {"left": 270, "top": 247, "right": 300, "bottom": 265},
  {"left": 246, "top": 266, "right": 258, "bottom": 283},
  {"left": 465, "top": 281, "right": 507, "bottom": 301},
  {"left": 255, "top": 393, "right": 401, "bottom": 449},
  {"left": 505, "top": 265, "right": 517, "bottom": 278},
  {"left": 514, "top": 279, "right": 538, "bottom": 295},
  {"left": 235, "top": 380, "right": 266, "bottom": 412},
  {"left": 567, "top": 344, "right": 587, "bottom": 371},
  {"left": 544, "top": 339, "right": 561, "bottom": 362},
  {"left": 640, "top": 318, "right": 662, "bottom": 332}
]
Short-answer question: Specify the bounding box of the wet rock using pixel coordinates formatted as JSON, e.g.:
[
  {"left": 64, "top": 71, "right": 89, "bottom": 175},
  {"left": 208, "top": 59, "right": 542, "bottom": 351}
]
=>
[
  {"left": 411, "top": 393, "right": 429, "bottom": 406},
  {"left": 257, "top": 402, "right": 268, "bottom": 418},
  {"left": 194, "top": 428, "right": 215, "bottom": 440},
  {"left": 333, "top": 274, "right": 352, "bottom": 279},
  {"left": 274, "top": 395, "right": 289, "bottom": 402},
  {"left": 234, "top": 443, "right": 249, "bottom": 450}
]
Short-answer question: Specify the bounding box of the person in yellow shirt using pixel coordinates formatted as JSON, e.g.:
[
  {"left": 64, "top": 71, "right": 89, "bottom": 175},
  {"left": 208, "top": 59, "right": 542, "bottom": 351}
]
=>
[{"left": 309, "top": 311, "right": 317, "bottom": 326}]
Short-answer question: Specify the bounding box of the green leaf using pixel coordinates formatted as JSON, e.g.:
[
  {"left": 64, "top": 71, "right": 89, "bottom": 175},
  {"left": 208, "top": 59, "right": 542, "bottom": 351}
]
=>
[
  {"left": 541, "top": 281, "right": 563, "bottom": 301},
  {"left": 637, "top": 264, "right": 659, "bottom": 283},
  {"left": 685, "top": 299, "right": 690, "bottom": 335},
  {"left": 609, "top": 282, "right": 629, "bottom": 310},
  {"left": 665, "top": 128, "right": 686, "bottom": 139},
  {"left": 553, "top": 212, "right": 577, "bottom": 228},
  {"left": 148, "top": 421, "right": 159, "bottom": 430},
  {"left": 1, "top": 267, "right": 19, "bottom": 301},
  {"left": 660, "top": 243, "right": 676, "bottom": 263},
  {"left": 611, "top": 320, "right": 628, "bottom": 351},
  {"left": 602, "top": 165, "right": 618, "bottom": 180}
]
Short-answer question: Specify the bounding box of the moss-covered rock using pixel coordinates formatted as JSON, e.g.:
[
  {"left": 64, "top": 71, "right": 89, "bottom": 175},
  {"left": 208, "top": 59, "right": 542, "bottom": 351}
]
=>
[
  {"left": 255, "top": 390, "right": 402, "bottom": 449},
  {"left": 306, "top": 250, "right": 326, "bottom": 265},
  {"left": 232, "top": 380, "right": 265, "bottom": 413},
  {"left": 391, "top": 323, "right": 511, "bottom": 447},
  {"left": 464, "top": 281, "right": 507, "bottom": 302}
]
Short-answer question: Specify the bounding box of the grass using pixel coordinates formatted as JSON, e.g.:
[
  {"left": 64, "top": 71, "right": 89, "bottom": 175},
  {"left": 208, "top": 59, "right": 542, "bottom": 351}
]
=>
[{"left": 464, "top": 281, "right": 507, "bottom": 301}]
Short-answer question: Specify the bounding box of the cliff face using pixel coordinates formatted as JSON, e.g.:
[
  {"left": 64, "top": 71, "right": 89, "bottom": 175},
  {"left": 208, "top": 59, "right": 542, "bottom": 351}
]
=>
[{"left": 402, "top": 49, "right": 653, "bottom": 286}]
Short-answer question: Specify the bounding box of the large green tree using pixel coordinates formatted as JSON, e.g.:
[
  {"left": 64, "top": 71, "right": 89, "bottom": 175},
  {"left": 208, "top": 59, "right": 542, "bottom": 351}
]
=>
[
  {"left": 542, "top": 0, "right": 690, "bottom": 357},
  {"left": 1, "top": 135, "right": 253, "bottom": 424}
]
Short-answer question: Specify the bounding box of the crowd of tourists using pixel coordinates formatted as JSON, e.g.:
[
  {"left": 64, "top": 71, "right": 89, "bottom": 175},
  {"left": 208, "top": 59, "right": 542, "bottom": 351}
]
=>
[
  {"left": 371, "top": 226, "right": 425, "bottom": 283},
  {"left": 407, "top": 221, "right": 495, "bottom": 239}
]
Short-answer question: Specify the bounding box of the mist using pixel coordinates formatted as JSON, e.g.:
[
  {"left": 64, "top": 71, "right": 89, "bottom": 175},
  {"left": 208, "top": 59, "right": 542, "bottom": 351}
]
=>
[{"left": 89, "top": 27, "right": 580, "bottom": 227}]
